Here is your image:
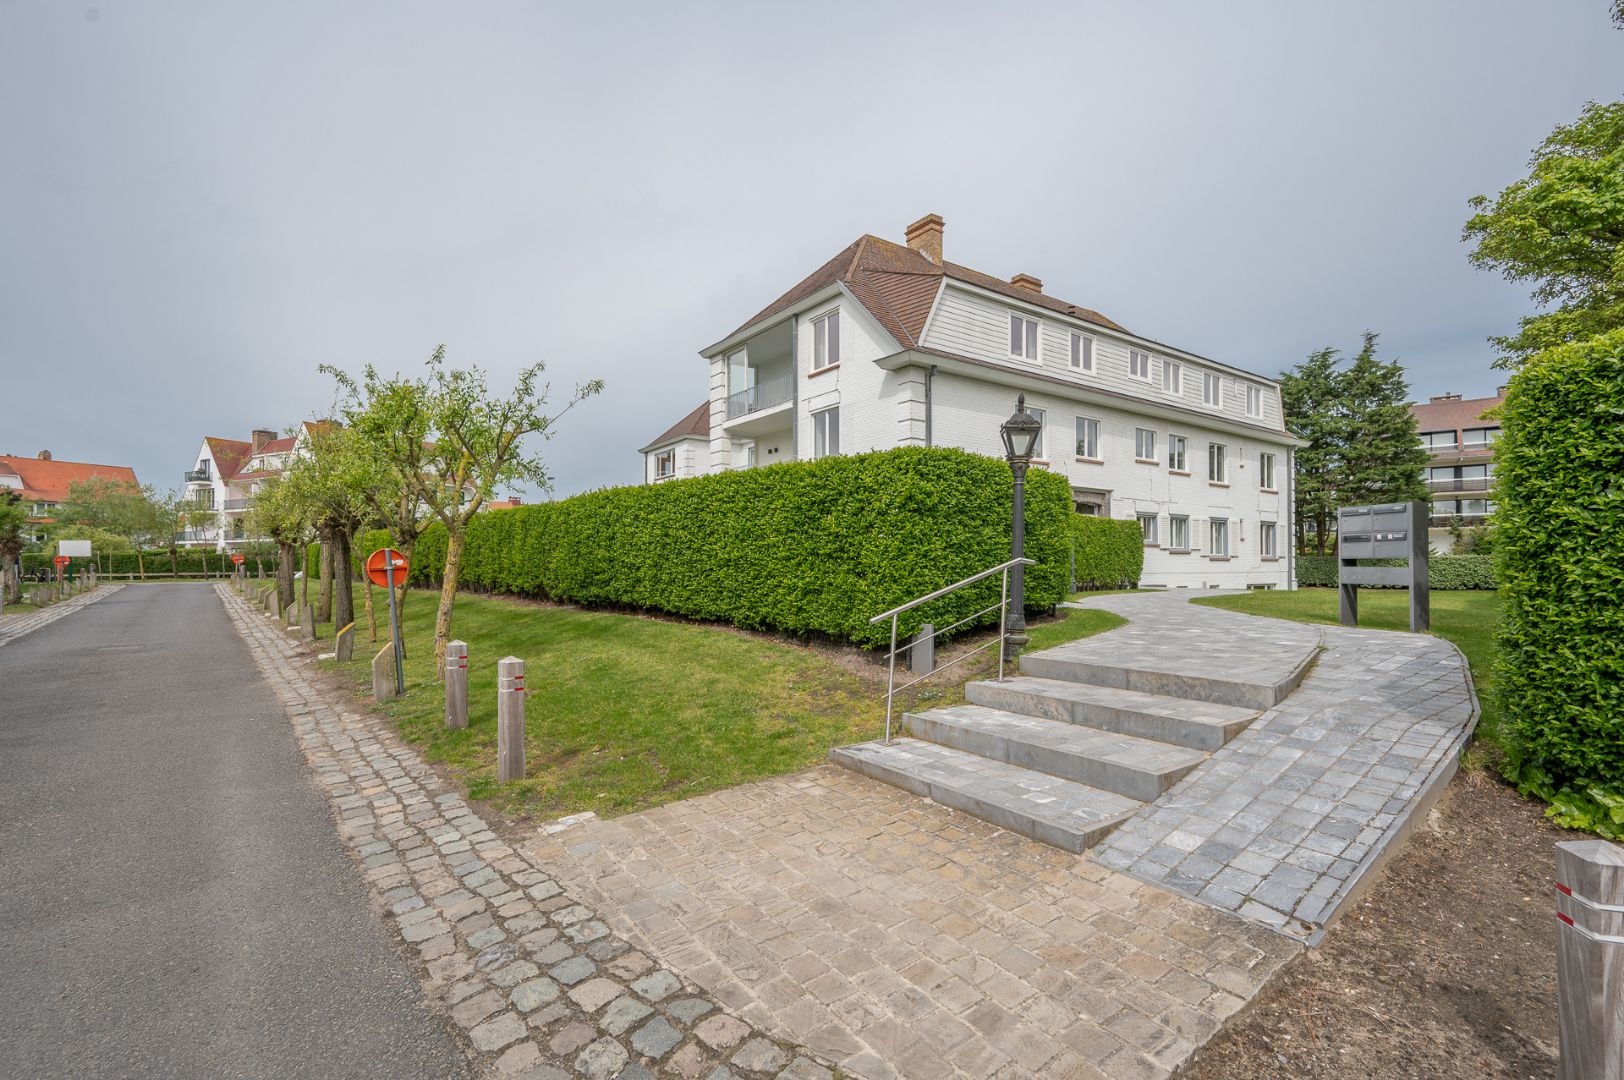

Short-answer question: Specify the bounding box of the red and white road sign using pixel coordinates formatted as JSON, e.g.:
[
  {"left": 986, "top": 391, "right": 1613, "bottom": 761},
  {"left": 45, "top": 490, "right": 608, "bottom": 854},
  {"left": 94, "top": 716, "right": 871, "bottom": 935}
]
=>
[{"left": 366, "top": 548, "right": 409, "bottom": 589}]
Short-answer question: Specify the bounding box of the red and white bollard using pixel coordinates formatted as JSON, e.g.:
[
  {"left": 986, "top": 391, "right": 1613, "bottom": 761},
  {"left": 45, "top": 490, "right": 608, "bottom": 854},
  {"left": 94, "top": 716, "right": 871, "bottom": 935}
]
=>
[{"left": 445, "top": 640, "right": 469, "bottom": 730}]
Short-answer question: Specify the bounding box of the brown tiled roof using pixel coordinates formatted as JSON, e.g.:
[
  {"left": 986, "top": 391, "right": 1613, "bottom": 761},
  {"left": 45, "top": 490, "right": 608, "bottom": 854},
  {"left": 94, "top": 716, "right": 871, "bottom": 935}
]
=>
[
  {"left": 720, "top": 231, "right": 1128, "bottom": 348},
  {"left": 257, "top": 437, "right": 297, "bottom": 455},
  {"left": 205, "top": 437, "right": 252, "bottom": 481},
  {"left": 640, "top": 402, "right": 710, "bottom": 453},
  {"left": 1410, "top": 392, "right": 1505, "bottom": 436},
  {"left": 0, "top": 455, "right": 140, "bottom": 504}
]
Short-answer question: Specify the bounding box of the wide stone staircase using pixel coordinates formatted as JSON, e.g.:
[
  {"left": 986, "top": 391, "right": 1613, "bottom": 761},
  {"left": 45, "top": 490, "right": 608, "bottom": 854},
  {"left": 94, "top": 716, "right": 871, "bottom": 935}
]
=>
[{"left": 832, "top": 634, "right": 1315, "bottom": 853}]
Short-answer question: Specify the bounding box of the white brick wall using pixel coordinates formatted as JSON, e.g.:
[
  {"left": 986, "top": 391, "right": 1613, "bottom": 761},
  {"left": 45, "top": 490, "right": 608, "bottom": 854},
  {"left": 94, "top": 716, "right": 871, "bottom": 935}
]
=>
[{"left": 643, "top": 437, "right": 707, "bottom": 484}]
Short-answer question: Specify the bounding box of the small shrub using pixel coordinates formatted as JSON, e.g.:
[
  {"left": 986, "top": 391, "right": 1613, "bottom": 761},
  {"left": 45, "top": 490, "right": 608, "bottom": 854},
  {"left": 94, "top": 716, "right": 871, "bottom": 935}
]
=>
[
  {"left": 1295, "top": 553, "right": 1495, "bottom": 589},
  {"left": 1069, "top": 516, "right": 1143, "bottom": 589}
]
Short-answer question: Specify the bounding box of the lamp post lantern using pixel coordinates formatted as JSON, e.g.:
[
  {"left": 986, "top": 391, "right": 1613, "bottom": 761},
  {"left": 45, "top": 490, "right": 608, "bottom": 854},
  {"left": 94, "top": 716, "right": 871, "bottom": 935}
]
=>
[{"left": 1000, "top": 394, "right": 1042, "bottom": 660}]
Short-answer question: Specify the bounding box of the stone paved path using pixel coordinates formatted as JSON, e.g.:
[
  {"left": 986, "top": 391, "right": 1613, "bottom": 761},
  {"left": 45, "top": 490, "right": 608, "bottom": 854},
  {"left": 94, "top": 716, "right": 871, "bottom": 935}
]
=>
[
  {"left": 219, "top": 584, "right": 833, "bottom": 1080},
  {"left": 535, "top": 768, "right": 1298, "bottom": 1080},
  {"left": 1085, "top": 591, "right": 1477, "bottom": 942},
  {"left": 0, "top": 583, "right": 120, "bottom": 646}
]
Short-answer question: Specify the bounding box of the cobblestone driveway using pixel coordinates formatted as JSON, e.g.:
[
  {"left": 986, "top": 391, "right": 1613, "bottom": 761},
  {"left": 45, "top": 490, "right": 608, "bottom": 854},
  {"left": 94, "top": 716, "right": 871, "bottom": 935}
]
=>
[{"left": 220, "top": 585, "right": 832, "bottom": 1080}]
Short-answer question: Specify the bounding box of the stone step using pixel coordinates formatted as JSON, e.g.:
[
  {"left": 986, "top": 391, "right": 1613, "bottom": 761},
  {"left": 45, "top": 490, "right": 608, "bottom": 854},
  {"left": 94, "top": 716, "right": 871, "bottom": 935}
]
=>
[
  {"left": 903, "top": 704, "right": 1208, "bottom": 801},
  {"left": 1017, "top": 648, "right": 1313, "bottom": 711},
  {"left": 967, "top": 677, "right": 1259, "bottom": 751},
  {"left": 829, "top": 738, "right": 1142, "bottom": 853}
]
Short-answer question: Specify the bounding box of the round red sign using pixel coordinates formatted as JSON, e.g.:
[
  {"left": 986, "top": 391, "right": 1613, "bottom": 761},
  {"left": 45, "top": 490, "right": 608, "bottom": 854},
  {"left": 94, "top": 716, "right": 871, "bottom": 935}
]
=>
[
  {"left": 231, "top": 553, "right": 245, "bottom": 565},
  {"left": 366, "top": 548, "right": 409, "bottom": 590}
]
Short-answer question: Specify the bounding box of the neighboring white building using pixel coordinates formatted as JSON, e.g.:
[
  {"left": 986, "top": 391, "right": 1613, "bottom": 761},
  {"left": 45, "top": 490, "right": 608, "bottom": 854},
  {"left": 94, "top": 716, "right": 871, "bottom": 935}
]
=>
[
  {"left": 179, "top": 423, "right": 327, "bottom": 549},
  {"left": 639, "top": 214, "right": 1300, "bottom": 589}
]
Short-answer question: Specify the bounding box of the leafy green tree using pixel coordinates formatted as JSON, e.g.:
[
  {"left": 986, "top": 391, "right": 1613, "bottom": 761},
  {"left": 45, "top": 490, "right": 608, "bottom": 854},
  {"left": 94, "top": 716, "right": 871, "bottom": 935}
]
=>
[
  {"left": 326, "top": 346, "right": 602, "bottom": 673},
  {"left": 1280, "top": 347, "right": 1343, "bottom": 554},
  {"left": 1464, "top": 100, "right": 1624, "bottom": 364},
  {"left": 247, "top": 475, "right": 310, "bottom": 609},
  {"left": 1337, "top": 333, "right": 1429, "bottom": 506},
  {"left": 280, "top": 424, "right": 368, "bottom": 635},
  {"left": 0, "top": 492, "right": 28, "bottom": 603}
]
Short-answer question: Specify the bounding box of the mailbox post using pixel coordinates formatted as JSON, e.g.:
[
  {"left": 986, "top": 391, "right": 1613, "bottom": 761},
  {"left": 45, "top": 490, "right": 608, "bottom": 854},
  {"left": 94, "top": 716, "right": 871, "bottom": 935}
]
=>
[{"left": 1337, "top": 500, "right": 1429, "bottom": 632}]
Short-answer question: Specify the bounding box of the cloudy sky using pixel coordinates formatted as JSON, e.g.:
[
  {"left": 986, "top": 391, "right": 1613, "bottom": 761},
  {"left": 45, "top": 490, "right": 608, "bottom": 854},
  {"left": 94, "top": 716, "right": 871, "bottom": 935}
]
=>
[{"left": 3, "top": 2, "right": 1620, "bottom": 498}]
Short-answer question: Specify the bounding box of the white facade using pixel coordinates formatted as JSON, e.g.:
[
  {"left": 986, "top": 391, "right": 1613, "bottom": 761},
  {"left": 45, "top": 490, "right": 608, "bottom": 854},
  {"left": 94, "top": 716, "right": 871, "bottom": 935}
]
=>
[
  {"left": 642, "top": 435, "right": 707, "bottom": 484},
  {"left": 642, "top": 221, "right": 1300, "bottom": 589}
]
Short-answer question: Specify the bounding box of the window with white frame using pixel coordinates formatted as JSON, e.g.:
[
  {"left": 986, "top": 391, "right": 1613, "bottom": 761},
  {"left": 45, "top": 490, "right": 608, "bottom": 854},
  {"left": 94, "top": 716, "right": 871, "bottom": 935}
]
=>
[
  {"left": 1029, "top": 407, "right": 1046, "bottom": 459},
  {"left": 1135, "top": 428, "right": 1155, "bottom": 461},
  {"left": 1162, "top": 360, "right": 1182, "bottom": 394},
  {"left": 1462, "top": 426, "right": 1500, "bottom": 448},
  {"left": 813, "top": 309, "right": 840, "bottom": 370},
  {"left": 1169, "top": 515, "right": 1189, "bottom": 550},
  {"left": 1209, "top": 517, "right": 1230, "bottom": 556},
  {"left": 1246, "top": 384, "right": 1263, "bottom": 417},
  {"left": 1129, "top": 349, "right": 1152, "bottom": 380},
  {"left": 1203, "top": 372, "right": 1222, "bottom": 407},
  {"left": 1075, "top": 416, "right": 1100, "bottom": 460},
  {"left": 813, "top": 406, "right": 840, "bottom": 459},
  {"left": 654, "top": 450, "right": 675, "bottom": 478},
  {"left": 1010, "top": 313, "right": 1039, "bottom": 361},
  {"left": 1168, "top": 434, "right": 1187, "bottom": 472},
  {"left": 1070, "top": 332, "right": 1094, "bottom": 371},
  {"left": 1208, "top": 442, "right": 1227, "bottom": 483},
  {"left": 1259, "top": 451, "right": 1276, "bottom": 490},
  {"left": 1260, "top": 521, "right": 1277, "bottom": 557},
  {"left": 1420, "top": 430, "right": 1458, "bottom": 450},
  {"left": 1137, "top": 512, "right": 1159, "bottom": 545}
]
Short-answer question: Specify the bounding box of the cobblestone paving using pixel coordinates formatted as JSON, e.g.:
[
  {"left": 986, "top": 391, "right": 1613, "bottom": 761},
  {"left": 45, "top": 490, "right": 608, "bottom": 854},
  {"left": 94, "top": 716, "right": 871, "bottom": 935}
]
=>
[
  {"left": 0, "top": 584, "right": 121, "bottom": 647},
  {"left": 1086, "top": 591, "right": 1477, "bottom": 940},
  {"left": 535, "top": 768, "right": 1299, "bottom": 1080},
  {"left": 217, "top": 585, "right": 833, "bottom": 1080}
]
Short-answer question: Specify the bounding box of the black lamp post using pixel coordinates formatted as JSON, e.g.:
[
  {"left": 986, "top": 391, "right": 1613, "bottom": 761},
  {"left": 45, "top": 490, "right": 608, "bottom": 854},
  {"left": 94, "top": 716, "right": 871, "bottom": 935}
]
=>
[{"left": 1000, "top": 394, "right": 1042, "bottom": 660}]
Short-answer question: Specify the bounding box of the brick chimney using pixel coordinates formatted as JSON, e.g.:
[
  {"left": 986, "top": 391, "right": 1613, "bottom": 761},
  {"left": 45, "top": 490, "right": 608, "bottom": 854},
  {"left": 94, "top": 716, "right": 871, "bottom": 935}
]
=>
[
  {"left": 1010, "top": 274, "right": 1043, "bottom": 293},
  {"left": 36, "top": 450, "right": 51, "bottom": 460},
  {"left": 905, "top": 213, "right": 944, "bottom": 264},
  {"left": 251, "top": 428, "right": 276, "bottom": 454}
]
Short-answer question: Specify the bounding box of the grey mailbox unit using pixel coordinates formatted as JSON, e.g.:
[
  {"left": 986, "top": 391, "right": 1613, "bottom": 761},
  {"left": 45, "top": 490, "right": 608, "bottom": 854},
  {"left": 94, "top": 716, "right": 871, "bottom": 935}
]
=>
[{"left": 1337, "top": 500, "right": 1429, "bottom": 632}]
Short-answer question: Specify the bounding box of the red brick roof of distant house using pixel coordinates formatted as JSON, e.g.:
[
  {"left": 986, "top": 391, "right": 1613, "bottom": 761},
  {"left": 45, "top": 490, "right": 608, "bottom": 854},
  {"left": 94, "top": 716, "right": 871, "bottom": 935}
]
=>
[
  {"left": 0, "top": 452, "right": 140, "bottom": 507},
  {"left": 256, "top": 437, "right": 297, "bottom": 455},
  {"left": 1409, "top": 389, "right": 1507, "bottom": 439},
  {"left": 485, "top": 496, "right": 524, "bottom": 510}
]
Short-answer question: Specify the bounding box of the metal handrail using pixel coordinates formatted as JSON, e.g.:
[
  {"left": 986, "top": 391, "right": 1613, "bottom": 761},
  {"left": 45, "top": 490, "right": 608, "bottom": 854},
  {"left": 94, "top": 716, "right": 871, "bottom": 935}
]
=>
[{"left": 870, "top": 557, "right": 1035, "bottom": 744}]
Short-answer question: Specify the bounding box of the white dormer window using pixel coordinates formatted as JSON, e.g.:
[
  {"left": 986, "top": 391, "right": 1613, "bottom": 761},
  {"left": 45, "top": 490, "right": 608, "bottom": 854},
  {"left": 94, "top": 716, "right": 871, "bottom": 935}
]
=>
[
  {"left": 654, "top": 450, "right": 675, "bottom": 478},
  {"left": 1010, "top": 314, "right": 1040, "bottom": 362},
  {"left": 1203, "top": 372, "right": 1222, "bottom": 407},
  {"left": 1129, "top": 350, "right": 1152, "bottom": 380},
  {"left": 1162, "top": 361, "right": 1182, "bottom": 394},
  {"left": 1246, "top": 384, "right": 1263, "bottom": 417},
  {"left": 813, "top": 309, "right": 841, "bottom": 370},
  {"left": 1070, "top": 332, "right": 1094, "bottom": 372}
]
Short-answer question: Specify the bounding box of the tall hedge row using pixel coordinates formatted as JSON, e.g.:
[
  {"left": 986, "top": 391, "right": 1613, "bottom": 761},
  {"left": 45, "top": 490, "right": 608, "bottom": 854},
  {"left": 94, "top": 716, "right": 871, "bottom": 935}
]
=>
[
  {"left": 1295, "top": 553, "right": 1497, "bottom": 590},
  {"left": 383, "top": 447, "right": 1072, "bottom": 648},
  {"left": 1496, "top": 329, "right": 1624, "bottom": 835},
  {"left": 20, "top": 549, "right": 273, "bottom": 576},
  {"left": 1069, "top": 516, "right": 1144, "bottom": 590}
]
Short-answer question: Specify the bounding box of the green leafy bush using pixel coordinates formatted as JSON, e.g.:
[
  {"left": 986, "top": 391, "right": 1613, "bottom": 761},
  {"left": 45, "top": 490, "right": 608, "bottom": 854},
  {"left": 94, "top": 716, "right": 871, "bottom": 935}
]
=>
[
  {"left": 1296, "top": 553, "right": 1495, "bottom": 589},
  {"left": 21, "top": 548, "right": 272, "bottom": 577},
  {"left": 1069, "top": 516, "right": 1143, "bottom": 589},
  {"left": 1495, "top": 328, "right": 1624, "bottom": 831},
  {"left": 391, "top": 447, "right": 1070, "bottom": 648}
]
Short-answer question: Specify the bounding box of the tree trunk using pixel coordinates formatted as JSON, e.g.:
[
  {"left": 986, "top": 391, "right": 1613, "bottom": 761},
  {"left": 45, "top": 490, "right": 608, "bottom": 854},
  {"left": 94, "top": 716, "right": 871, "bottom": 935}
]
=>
[
  {"left": 137, "top": 549, "right": 145, "bottom": 582},
  {"left": 317, "top": 535, "right": 334, "bottom": 623},
  {"left": 169, "top": 545, "right": 178, "bottom": 579},
  {"left": 333, "top": 528, "right": 355, "bottom": 636},
  {"left": 432, "top": 529, "right": 464, "bottom": 680},
  {"left": 300, "top": 544, "right": 310, "bottom": 610},
  {"left": 277, "top": 543, "right": 296, "bottom": 608}
]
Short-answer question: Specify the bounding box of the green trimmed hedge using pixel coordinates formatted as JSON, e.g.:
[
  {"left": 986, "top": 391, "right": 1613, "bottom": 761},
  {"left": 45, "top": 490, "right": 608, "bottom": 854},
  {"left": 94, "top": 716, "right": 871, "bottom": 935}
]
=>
[
  {"left": 381, "top": 447, "right": 1071, "bottom": 648},
  {"left": 1069, "top": 516, "right": 1143, "bottom": 590},
  {"left": 1496, "top": 329, "right": 1624, "bottom": 836},
  {"left": 1296, "top": 553, "right": 1496, "bottom": 590},
  {"left": 21, "top": 548, "right": 273, "bottom": 577}
]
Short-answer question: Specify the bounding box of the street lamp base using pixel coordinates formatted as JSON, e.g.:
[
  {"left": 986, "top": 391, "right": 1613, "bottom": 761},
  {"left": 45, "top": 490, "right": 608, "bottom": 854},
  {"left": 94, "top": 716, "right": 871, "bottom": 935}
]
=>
[{"left": 1002, "top": 630, "right": 1029, "bottom": 664}]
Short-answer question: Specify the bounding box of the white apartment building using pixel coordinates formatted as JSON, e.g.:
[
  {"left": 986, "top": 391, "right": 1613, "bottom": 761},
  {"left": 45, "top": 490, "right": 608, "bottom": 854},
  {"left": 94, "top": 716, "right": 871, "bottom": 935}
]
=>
[
  {"left": 179, "top": 424, "right": 324, "bottom": 549},
  {"left": 640, "top": 215, "right": 1300, "bottom": 589}
]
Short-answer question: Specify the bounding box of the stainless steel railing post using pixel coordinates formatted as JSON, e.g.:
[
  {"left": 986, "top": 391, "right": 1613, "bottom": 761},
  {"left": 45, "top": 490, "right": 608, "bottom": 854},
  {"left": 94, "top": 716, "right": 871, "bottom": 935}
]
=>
[
  {"left": 884, "top": 612, "right": 899, "bottom": 744},
  {"left": 998, "top": 567, "right": 1008, "bottom": 682}
]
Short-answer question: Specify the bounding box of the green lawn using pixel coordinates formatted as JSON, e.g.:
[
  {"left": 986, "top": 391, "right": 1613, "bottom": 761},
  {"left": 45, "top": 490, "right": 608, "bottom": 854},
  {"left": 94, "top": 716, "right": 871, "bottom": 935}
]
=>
[
  {"left": 271, "top": 581, "right": 1123, "bottom": 822},
  {"left": 1192, "top": 588, "right": 1503, "bottom": 756}
]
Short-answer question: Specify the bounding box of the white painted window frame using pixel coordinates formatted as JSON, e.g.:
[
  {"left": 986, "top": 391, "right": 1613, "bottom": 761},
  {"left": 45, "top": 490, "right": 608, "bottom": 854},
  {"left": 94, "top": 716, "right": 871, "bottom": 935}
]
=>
[
  {"left": 1259, "top": 451, "right": 1276, "bottom": 490},
  {"left": 1135, "top": 428, "right": 1156, "bottom": 461},
  {"left": 812, "top": 308, "right": 841, "bottom": 371},
  {"left": 1168, "top": 434, "right": 1187, "bottom": 472},
  {"left": 1129, "top": 349, "right": 1153, "bottom": 381},
  {"left": 1070, "top": 332, "right": 1094, "bottom": 372},
  {"left": 1169, "top": 514, "right": 1190, "bottom": 551},
  {"left": 1162, "top": 360, "right": 1182, "bottom": 395},
  {"left": 1209, "top": 517, "right": 1230, "bottom": 556},
  {"left": 1246, "top": 384, "right": 1263, "bottom": 417},
  {"left": 1203, "top": 371, "right": 1223, "bottom": 408},
  {"left": 1208, "top": 442, "right": 1227, "bottom": 483},
  {"left": 812, "top": 406, "right": 840, "bottom": 459},
  {"left": 1074, "top": 415, "right": 1100, "bottom": 460},
  {"left": 1137, "top": 512, "right": 1159, "bottom": 545},
  {"left": 1010, "top": 313, "right": 1041, "bottom": 363}
]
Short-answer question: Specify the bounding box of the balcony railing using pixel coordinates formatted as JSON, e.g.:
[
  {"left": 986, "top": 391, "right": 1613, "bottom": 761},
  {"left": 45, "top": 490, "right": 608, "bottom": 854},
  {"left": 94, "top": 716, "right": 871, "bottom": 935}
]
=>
[
  {"left": 1427, "top": 477, "right": 1493, "bottom": 494},
  {"left": 184, "top": 469, "right": 211, "bottom": 484},
  {"left": 725, "top": 374, "right": 793, "bottom": 420},
  {"left": 223, "top": 498, "right": 251, "bottom": 511}
]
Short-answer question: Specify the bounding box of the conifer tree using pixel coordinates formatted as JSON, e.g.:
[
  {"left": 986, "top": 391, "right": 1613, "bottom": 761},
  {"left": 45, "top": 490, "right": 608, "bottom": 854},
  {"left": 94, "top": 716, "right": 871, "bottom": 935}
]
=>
[{"left": 1337, "top": 333, "right": 1430, "bottom": 506}]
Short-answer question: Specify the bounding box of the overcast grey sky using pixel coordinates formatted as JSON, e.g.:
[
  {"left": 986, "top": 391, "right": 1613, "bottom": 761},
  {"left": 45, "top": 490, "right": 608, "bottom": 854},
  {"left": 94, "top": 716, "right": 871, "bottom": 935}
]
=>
[{"left": 3, "top": 1, "right": 1620, "bottom": 499}]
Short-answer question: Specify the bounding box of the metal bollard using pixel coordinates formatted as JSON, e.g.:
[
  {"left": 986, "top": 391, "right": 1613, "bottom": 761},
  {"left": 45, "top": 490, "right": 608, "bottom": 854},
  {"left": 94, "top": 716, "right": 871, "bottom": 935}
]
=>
[
  {"left": 497, "top": 656, "right": 525, "bottom": 781},
  {"left": 1556, "top": 838, "right": 1624, "bottom": 1079},
  {"left": 445, "top": 640, "right": 469, "bottom": 729},
  {"left": 909, "top": 622, "right": 935, "bottom": 675}
]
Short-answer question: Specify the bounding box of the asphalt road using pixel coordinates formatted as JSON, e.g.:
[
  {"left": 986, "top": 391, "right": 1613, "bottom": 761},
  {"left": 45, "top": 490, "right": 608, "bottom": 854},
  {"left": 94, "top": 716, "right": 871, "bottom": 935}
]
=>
[{"left": 0, "top": 584, "right": 472, "bottom": 1079}]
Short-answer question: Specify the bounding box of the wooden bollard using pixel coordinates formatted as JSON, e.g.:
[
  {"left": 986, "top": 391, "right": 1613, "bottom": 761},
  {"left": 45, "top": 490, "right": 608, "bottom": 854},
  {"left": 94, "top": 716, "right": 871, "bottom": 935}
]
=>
[
  {"left": 445, "top": 640, "right": 469, "bottom": 729},
  {"left": 497, "top": 656, "right": 525, "bottom": 781},
  {"left": 372, "top": 642, "right": 398, "bottom": 702},
  {"left": 1556, "top": 838, "right": 1624, "bottom": 1079}
]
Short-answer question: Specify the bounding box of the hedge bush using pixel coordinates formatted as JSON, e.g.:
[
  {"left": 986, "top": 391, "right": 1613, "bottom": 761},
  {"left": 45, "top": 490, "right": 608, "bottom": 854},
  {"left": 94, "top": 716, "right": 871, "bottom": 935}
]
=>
[
  {"left": 1494, "top": 328, "right": 1624, "bottom": 836},
  {"left": 20, "top": 548, "right": 273, "bottom": 577},
  {"left": 1069, "top": 516, "right": 1143, "bottom": 590},
  {"left": 1295, "top": 553, "right": 1496, "bottom": 590},
  {"left": 379, "top": 447, "right": 1070, "bottom": 649}
]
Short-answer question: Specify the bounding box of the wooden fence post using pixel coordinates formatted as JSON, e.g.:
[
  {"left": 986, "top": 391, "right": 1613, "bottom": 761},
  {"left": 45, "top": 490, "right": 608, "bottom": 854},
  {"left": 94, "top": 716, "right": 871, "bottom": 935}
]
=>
[
  {"left": 445, "top": 640, "right": 469, "bottom": 729},
  {"left": 497, "top": 656, "right": 525, "bottom": 781},
  {"left": 1556, "top": 838, "right": 1624, "bottom": 1079}
]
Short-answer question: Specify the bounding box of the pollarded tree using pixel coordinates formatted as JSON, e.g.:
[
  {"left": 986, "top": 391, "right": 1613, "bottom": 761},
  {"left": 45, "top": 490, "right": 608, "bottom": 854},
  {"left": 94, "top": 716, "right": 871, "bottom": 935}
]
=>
[
  {"left": 1336, "top": 333, "right": 1430, "bottom": 507},
  {"left": 326, "top": 346, "right": 602, "bottom": 673},
  {"left": 246, "top": 474, "right": 310, "bottom": 610},
  {"left": 280, "top": 423, "right": 369, "bottom": 637},
  {"left": 0, "top": 493, "right": 27, "bottom": 603}
]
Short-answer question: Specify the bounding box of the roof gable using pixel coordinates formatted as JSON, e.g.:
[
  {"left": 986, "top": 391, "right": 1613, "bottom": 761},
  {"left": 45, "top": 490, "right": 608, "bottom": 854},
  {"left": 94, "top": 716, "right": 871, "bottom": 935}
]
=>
[
  {"left": 204, "top": 437, "right": 252, "bottom": 480},
  {"left": 640, "top": 402, "right": 710, "bottom": 453}
]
